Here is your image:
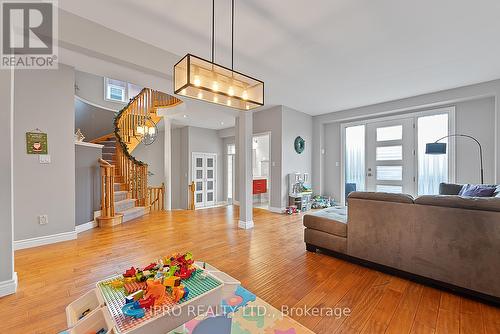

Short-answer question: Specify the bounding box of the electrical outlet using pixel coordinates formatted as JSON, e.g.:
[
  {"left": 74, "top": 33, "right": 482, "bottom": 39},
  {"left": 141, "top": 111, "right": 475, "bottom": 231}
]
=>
[{"left": 38, "top": 214, "right": 48, "bottom": 225}]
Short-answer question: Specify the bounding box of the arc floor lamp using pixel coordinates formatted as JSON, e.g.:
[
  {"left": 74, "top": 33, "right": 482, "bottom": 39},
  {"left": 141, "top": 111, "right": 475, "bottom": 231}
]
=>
[{"left": 425, "top": 134, "right": 484, "bottom": 184}]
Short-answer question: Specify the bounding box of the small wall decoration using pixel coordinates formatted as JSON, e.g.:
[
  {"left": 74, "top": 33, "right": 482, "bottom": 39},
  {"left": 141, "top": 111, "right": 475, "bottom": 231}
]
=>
[
  {"left": 26, "top": 131, "right": 48, "bottom": 154},
  {"left": 294, "top": 136, "right": 305, "bottom": 154},
  {"left": 75, "top": 128, "right": 85, "bottom": 142}
]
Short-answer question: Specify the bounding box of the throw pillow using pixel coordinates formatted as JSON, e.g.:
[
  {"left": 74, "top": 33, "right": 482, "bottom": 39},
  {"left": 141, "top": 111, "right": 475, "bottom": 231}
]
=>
[{"left": 459, "top": 184, "right": 497, "bottom": 197}]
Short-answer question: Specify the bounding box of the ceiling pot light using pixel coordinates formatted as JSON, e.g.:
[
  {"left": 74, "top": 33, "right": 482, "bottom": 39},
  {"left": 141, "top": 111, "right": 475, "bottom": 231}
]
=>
[{"left": 173, "top": 0, "right": 264, "bottom": 110}]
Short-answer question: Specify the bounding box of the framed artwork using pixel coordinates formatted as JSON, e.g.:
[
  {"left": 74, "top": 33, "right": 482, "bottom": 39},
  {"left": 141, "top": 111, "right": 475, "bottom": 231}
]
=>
[{"left": 26, "top": 132, "right": 48, "bottom": 154}]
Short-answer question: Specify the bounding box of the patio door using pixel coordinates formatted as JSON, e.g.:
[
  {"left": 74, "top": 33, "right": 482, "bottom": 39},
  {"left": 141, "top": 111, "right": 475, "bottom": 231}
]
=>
[
  {"left": 365, "top": 118, "right": 415, "bottom": 195},
  {"left": 192, "top": 153, "right": 217, "bottom": 208}
]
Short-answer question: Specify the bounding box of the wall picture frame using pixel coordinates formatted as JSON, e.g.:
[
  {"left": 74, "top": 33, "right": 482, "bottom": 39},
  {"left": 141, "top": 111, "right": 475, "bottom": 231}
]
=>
[{"left": 26, "top": 132, "right": 48, "bottom": 154}]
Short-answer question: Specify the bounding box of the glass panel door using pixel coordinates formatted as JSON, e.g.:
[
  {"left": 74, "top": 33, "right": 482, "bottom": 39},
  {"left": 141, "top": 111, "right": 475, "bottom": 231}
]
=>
[
  {"left": 205, "top": 155, "right": 216, "bottom": 207},
  {"left": 193, "top": 155, "right": 204, "bottom": 208},
  {"left": 192, "top": 153, "right": 217, "bottom": 208},
  {"left": 366, "top": 118, "right": 415, "bottom": 195}
]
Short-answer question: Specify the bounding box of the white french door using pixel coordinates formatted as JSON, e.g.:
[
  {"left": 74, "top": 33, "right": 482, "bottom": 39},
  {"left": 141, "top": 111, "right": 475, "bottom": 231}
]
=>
[
  {"left": 342, "top": 107, "right": 454, "bottom": 203},
  {"left": 365, "top": 118, "right": 415, "bottom": 195},
  {"left": 192, "top": 153, "right": 217, "bottom": 208}
]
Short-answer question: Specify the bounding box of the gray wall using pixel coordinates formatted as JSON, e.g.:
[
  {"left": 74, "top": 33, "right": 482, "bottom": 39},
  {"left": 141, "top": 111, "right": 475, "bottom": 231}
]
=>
[
  {"left": 75, "top": 98, "right": 115, "bottom": 141},
  {"left": 133, "top": 130, "right": 166, "bottom": 186},
  {"left": 14, "top": 65, "right": 76, "bottom": 240},
  {"left": 312, "top": 79, "right": 500, "bottom": 195},
  {"left": 253, "top": 106, "right": 283, "bottom": 208},
  {"left": 74, "top": 70, "right": 126, "bottom": 111},
  {"left": 456, "top": 97, "right": 496, "bottom": 184},
  {"left": 75, "top": 145, "right": 102, "bottom": 225},
  {"left": 188, "top": 126, "right": 225, "bottom": 205},
  {"left": 320, "top": 97, "right": 497, "bottom": 202},
  {"left": 281, "top": 106, "right": 313, "bottom": 207},
  {"left": 0, "top": 70, "right": 14, "bottom": 285},
  {"left": 170, "top": 126, "right": 225, "bottom": 209}
]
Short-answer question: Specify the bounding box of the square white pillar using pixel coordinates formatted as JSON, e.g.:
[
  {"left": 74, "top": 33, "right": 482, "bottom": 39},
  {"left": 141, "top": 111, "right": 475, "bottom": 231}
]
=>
[{"left": 237, "top": 111, "right": 254, "bottom": 229}]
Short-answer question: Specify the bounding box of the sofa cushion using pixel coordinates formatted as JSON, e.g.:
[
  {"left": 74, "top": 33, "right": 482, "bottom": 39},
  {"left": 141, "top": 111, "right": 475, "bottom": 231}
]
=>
[
  {"left": 348, "top": 191, "right": 414, "bottom": 204},
  {"left": 439, "top": 182, "right": 463, "bottom": 195},
  {"left": 303, "top": 206, "right": 347, "bottom": 237},
  {"left": 415, "top": 195, "right": 500, "bottom": 212},
  {"left": 459, "top": 184, "right": 497, "bottom": 197}
]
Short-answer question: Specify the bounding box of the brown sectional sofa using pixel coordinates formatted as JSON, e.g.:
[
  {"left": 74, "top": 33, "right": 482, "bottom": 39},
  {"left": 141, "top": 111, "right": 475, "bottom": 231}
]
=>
[{"left": 303, "top": 191, "right": 500, "bottom": 303}]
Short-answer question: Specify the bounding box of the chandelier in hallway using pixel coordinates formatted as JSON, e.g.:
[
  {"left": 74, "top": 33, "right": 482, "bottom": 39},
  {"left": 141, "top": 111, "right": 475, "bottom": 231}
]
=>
[{"left": 173, "top": 0, "right": 264, "bottom": 110}]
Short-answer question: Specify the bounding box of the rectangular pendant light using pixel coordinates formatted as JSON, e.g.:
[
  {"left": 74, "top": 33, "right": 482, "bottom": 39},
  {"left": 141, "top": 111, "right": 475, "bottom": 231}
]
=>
[{"left": 174, "top": 54, "right": 264, "bottom": 110}]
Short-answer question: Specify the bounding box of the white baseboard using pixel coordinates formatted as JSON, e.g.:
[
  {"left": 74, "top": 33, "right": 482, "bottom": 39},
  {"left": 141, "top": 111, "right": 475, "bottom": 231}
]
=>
[
  {"left": 233, "top": 200, "right": 240, "bottom": 206},
  {"left": 76, "top": 220, "right": 98, "bottom": 234},
  {"left": 269, "top": 206, "right": 285, "bottom": 213},
  {"left": 238, "top": 220, "right": 254, "bottom": 229},
  {"left": 14, "top": 230, "right": 77, "bottom": 250},
  {"left": 0, "top": 272, "right": 18, "bottom": 297}
]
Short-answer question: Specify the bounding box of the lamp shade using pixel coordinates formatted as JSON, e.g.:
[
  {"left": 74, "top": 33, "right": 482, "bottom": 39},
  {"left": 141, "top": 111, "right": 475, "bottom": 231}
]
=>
[
  {"left": 425, "top": 142, "right": 447, "bottom": 154},
  {"left": 174, "top": 54, "right": 264, "bottom": 111}
]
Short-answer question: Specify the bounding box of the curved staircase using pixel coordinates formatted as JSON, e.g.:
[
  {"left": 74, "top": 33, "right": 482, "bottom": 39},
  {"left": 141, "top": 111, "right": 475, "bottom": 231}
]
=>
[{"left": 93, "top": 88, "right": 181, "bottom": 227}]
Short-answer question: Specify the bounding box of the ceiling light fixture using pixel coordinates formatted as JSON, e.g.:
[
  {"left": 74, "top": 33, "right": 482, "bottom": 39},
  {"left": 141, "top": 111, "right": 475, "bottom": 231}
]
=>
[{"left": 173, "top": 0, "right": 264, "bottom": 110}]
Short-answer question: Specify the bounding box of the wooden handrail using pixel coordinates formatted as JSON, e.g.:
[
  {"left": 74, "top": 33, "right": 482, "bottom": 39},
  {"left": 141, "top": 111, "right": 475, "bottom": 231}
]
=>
[{"left": 148, "top": 183, "right": 165, "bottom": 211}]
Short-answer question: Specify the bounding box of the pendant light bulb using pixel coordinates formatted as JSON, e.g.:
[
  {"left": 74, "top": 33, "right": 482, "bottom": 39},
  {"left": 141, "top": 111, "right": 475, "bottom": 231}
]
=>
[
  {"left": 228, "top": 86, "right": 235, "bottom": 96},
  {"left": 194, "top": 76, "right": 201, "bottom": 87},
  {"left": 242, "top": 90, "right": 248, "bottom": 100},
  {"left": 212, "top": 81, "right": 219, "bottom": 91},
  {"left": 197, "top": 91, "right": 203, "bottom": 99}
]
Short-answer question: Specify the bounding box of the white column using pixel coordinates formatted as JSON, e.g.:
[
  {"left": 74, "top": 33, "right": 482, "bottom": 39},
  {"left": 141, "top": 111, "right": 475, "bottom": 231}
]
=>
[
  {"left": 164, "top": 118, "right": 172, "bottom": 210},
  {"left": 237, "top": 111, "right": 254, "bottom": 229},
  {"left": 0, "top": 69, "right": 17, "bottom": 296}
]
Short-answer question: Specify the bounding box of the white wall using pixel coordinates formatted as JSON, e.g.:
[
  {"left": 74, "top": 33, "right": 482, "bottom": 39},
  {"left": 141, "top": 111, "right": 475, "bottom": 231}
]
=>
[
  {"left": 0, "top": 70, "right": 15, "bottom": 293},
  {"left": 319, "top": 97, "right": 498, "bottom": 202},
  {"left": 13, "top": 65, "right": 76, "bottom": 241}
]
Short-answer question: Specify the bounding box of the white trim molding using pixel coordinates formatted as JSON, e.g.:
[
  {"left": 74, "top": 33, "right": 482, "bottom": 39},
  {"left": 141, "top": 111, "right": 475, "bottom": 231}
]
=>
[
  {"left": 14, "top": 231, "right": 77, "bottom": 250},
  {"left": 238, "top": 220, "right": 254, "bottom": 229},
  {"left": 76, "top": 220, "right": 98, "bottom": 234},
  {"left": 0, "top": 272, "right": 17, "bottom": 297},
  {"left": 232, "top": 200, "right": 240, "bottom": 206},
  {"left": 268, "top": 207, "right": 285, "bottom": 214}
]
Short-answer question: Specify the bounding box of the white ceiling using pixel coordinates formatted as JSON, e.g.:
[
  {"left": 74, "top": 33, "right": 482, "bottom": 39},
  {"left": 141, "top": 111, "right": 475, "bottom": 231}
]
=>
[{"left": 59, "top": 0, "right": 500, "bottom": 116}]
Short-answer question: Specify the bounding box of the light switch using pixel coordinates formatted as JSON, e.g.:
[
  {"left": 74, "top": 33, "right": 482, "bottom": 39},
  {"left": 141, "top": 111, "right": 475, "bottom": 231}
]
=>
[{"left": 39, "top": 154, "right": 51, "bottom": 164}]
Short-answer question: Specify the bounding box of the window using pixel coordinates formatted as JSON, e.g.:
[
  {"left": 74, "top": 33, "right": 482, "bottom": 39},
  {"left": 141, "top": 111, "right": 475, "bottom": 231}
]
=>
[
  {"left": 345, "top": 125, "right": 366, "bottom": 193},
  {"left": 417, "top": 113, "right": 449, "bottom": 195},
  {"left": 376, "top": 146, "right": 403, "bottom": 161},
  {"left": 377, "top": 125, "right": 402, "bottom": 141},
  {"left": 104, "top": 78, "right": 142, "bottom": 103},
  {"left": 376, "top": 166, "right": 403, "bottom": 181}
]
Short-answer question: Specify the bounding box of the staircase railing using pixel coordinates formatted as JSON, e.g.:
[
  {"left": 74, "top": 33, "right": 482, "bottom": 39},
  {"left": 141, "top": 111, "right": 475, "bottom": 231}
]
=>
[
  {"left": 114, "top": 88, "right": 181, "bottom": 208},
  {"left": 148, "top": 183, "right": 165, "bottom": 211},
  {"left": 97, "top": 158, "right": 122, "bottom": 226}
]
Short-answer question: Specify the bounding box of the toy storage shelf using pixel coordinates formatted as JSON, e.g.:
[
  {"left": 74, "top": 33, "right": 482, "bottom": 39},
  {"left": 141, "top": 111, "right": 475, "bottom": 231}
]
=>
[{"left": 96, "top": 269, "right": 222, "bottom": 334}]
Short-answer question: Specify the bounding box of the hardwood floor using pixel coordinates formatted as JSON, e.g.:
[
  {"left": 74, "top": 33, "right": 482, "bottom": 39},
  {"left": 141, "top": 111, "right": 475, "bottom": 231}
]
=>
[{"left": 1, "top": 206, "right": 498, "bottom": 333}]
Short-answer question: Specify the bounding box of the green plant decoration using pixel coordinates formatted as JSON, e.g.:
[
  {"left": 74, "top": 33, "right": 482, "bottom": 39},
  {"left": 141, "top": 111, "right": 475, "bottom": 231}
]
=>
[{"left": 294, "top": 136, "right": 305, "bottom": 154}]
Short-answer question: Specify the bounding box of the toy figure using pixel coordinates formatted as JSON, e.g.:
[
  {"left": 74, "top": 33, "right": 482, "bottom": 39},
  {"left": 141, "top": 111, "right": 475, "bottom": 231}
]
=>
[
  {"left": 123, "top": 267, "right": 136, "bottom": 277},
  {"left": 122, "top": 301, "right": 145, "bottom": 319},
  {"left": 145, "top": 280, "right": 167, "bottom": 306},
  {"left": 139, "top": 295, "right": 155, "bottom": 309}
]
